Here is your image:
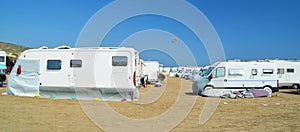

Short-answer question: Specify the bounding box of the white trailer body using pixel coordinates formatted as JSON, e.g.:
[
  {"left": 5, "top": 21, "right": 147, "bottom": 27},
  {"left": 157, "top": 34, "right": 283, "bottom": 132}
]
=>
[
  {"left": 193, "top": 61, "right": 279, "bottom": 95},
  {"left": 135, "top": 59, "right": 144, "bottom": 86},
  {"left": 271, "top": 60, "right": 300, "bottom": 88},
  {"left": 7, "top": 46, "right": 139, "bottom": 100},
  {"left": 143, "top": 61, "right": 160, "bottom": 83}
]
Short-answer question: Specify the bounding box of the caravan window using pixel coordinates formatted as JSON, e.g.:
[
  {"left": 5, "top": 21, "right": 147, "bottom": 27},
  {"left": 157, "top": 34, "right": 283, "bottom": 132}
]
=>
[
  {"left": 0, "top": 56, "right": 4, "bottom": 62},
  {"left": 263, "top": 69, "right": 273, "bottom": 74},
  {"left": 277, "top": 68, "right": 284, "bottom": 74},
  {"left": 228, "top": 69, "right": 244, "bottom": 76},
  {"left": 47, "top": 60, "right": 61, "bottom": 70},
  {"left": 70, "top": 60, "right": 82, "bottom": 68},
  {"left": 112, "top": 56, "right": 127, "bottom": 66},
  {"left": 287, "top": 68, "right": 294, "bottom": 73}
]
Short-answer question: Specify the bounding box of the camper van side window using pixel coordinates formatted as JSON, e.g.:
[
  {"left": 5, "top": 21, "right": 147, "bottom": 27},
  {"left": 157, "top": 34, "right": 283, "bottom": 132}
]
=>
[
  {"left": 229, "top": 69, "right": 243, "bottom": 76},
  {"left": 47, "top": 60, "right": 61, "bottom": 70},
  {"left": 215, "top": 67, "right": 225, "bottom": 77},
  {"left": 262, "top": 69, "right": 273, "bottom": 74},
  {"left": 70, "top": 60, "right": 82, "bottom": 68},
  {"left": 277, "top": 68, "right": 284, "bottom": 74},
  {"left": 287, "top": 68, "right": 294, "bottom": 73},
  {"left": 112, "top": 56, "right": 127, "bottom": 66},
  {"left": 0, "top": 56, "right": 4, "bottom": 62}
]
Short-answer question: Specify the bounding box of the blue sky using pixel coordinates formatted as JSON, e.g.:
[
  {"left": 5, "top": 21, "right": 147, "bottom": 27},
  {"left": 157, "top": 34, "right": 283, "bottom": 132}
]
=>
[{"left": 0, "top": 0, "right": 299, "bottom": 67}]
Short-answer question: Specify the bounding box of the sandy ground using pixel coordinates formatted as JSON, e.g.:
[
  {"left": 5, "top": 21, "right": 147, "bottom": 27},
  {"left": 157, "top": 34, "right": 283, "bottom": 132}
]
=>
[{"left": 0, "top": 77, "right": 299, "bottom": 131}]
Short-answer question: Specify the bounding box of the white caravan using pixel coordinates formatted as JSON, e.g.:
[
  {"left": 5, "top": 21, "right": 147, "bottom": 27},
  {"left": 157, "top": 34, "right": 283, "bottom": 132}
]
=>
[
  {"left": 7, "top": 46, "right": 140, "bottom": 101},
  {"left": 270, "top": 60, "right": 300, "bottom": 89},
  {"left": 192, "top": 61, "right": 279, "bottom": 95},
  {"left": 143, "top": 61, "right": 160, "bottom": 83}
]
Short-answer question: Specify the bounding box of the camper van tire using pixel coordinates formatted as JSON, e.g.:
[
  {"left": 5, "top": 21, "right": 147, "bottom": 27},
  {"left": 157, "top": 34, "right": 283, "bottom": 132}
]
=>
[
  {"left": 0, "top": 75, "right": 6, "bottom": 87},
  {"left": 292, "top": 84, "right": 299, "bottom": 89},
  {"left": 204, "top": 86, "right": 213, "bottom": 91},
  {"left": 263, "top": 86, "right": 272, "bottom": 96}
]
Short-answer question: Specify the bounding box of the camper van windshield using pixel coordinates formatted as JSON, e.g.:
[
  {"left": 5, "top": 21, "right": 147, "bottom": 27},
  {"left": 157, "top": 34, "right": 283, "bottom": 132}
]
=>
[{"left": 202, "top": 67, "right": 214, "bottom": 76}]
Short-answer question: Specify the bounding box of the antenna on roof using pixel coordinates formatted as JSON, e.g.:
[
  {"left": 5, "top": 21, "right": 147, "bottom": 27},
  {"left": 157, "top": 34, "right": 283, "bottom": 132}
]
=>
[
  {"left": 55, "top": 45, "right": 71, "bottom": 49},
  {"left": 39, "top": 46, "right": 48, "bottom": 49}
]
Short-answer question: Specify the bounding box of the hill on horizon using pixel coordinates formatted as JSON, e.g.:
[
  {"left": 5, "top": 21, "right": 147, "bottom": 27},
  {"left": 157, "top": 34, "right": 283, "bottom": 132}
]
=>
[{"left": 0, "top": 41, "right": 30, "bottom": 58}]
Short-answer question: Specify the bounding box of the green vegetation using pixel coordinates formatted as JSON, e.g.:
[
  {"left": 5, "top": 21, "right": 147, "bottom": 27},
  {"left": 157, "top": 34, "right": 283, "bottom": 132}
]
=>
[{"left": 0, "top": 41, "right": 30, "bottom": 59}]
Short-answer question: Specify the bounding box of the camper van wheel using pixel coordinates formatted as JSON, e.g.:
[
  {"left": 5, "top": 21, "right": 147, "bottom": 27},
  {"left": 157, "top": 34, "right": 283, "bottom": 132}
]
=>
[
  {"left": 0, "top": 75, "right": 6, "bottom": 82},
  {"left": 263, "top": 87, "right": 272, "bottom": 96},
  {"left": 292, "top": 84, "right": 299, "bottom": 89},
  {"left": 204, "top": 86, "right": 213, "bottom": 91}
]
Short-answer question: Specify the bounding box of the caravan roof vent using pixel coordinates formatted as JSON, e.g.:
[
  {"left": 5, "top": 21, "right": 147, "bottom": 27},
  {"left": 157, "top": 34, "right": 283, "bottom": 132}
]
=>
[
  {"left": 39, "top": 46, "right": 48, "bottom": 49},
  {"left": 55, "top": 45, "right": 71, "bottom": 49}
]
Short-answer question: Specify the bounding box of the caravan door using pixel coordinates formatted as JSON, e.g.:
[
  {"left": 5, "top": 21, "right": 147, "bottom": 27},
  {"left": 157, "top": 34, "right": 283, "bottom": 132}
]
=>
[{"left": 111, "top": 52, "right": 133, "bottom": 89}]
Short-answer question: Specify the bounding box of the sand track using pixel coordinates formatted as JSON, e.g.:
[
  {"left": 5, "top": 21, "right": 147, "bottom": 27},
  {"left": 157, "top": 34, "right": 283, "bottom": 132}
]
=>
[{"left": 0, "top": 77, "right": 299, "bottom": 131}]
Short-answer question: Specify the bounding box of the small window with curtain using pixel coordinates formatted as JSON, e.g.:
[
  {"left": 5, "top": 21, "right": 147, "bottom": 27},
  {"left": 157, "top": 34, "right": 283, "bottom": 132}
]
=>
[
  {"left": 287, "top": 68, "right": 294, "bottom": 73},
  {"left": 70, "top": 59, "right": 82, "bottom": 68},
  {"left": 263, "top": 69, "right": 273, "bottom": 74},
  {"left": 277, "top": 68, "right": 284, "bottom": 74},
  {"left": 229, "top": 68, "right": 244, "bottom": 76},
  {"left": 251, "top": 69, "right": 258, "bottom": 75},
  {"left": 47, "top": 60, "right": 61, "bottom": 70},
  {"left": 112, "top": 56, "right": 127, "bottom": 66}
]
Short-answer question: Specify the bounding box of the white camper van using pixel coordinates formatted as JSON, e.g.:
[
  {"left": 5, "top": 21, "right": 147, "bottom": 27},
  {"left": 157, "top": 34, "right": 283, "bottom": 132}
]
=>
[
  {"left": 192, "top": 61, "right": 279, "bottom": 95},
  {"left": 0, "top": 51, "right": 7, "bottom": 86},
  {"left": 270, "top": 60, "right": 300, "bottom": 89},
  {"left": 143, "top": 61, "right": 160, "bottom": 83},
  {"left": 7, "top": 46, "right": 140, "bottom": 101}
]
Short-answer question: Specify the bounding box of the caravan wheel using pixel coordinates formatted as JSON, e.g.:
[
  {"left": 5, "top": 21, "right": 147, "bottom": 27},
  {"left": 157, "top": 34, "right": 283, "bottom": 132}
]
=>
[
  {"left": 292, "top": 84, "right": 299, "bottom": 89},
  {"left": 263, "top": 87, "right": 272, "bottom": 96}
]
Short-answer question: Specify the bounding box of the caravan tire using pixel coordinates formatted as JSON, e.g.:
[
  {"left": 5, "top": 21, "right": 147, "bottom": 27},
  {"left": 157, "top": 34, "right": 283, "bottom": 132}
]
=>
[
  {"left": 263, "top": 87, "right": 272, "bottom": 96},
  {"left": 292, "top": 84, "right": 299, "bottom": 89}
]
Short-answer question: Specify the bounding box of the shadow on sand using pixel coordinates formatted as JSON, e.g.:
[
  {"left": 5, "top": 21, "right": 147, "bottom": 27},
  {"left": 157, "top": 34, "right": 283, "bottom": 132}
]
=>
[
  {"left": 185, "top": 92, "right": 199, "bottom": 96},
  {"left": 281, "top": 90, "right": 300, "bottom": 95}
]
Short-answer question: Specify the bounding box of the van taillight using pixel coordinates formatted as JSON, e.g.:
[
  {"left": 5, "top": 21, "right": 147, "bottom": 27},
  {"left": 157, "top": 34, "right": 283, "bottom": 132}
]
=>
[
  {"left": 133, "top": 71, "right": 136, "bottom": 86},
  {"left": 17, "top": 65, "right": 22, "bottom": 74},
  {"left": 277, "top": 80, "right": 279, "bottom": 88}
]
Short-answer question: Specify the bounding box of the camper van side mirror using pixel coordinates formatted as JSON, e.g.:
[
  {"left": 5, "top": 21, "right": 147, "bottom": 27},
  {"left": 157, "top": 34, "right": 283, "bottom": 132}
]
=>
[{"left": 209, "top": 74, "right": 213, "bottom": 80}]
